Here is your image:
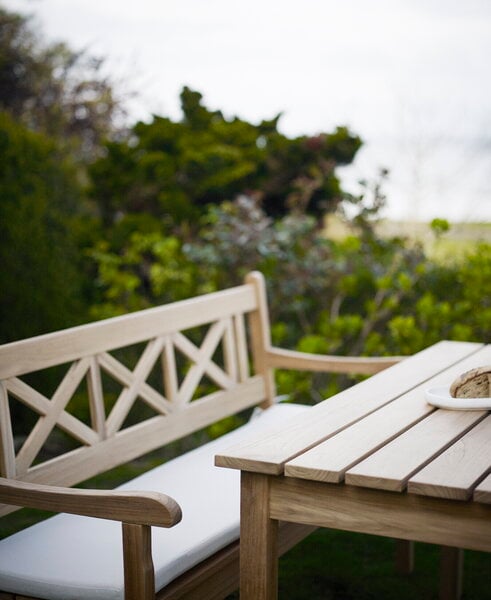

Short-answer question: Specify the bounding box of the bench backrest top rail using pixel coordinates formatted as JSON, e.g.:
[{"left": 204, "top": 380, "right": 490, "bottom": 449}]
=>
[{"left": 0, "top": 283, "right": 257, "bottom": 380}]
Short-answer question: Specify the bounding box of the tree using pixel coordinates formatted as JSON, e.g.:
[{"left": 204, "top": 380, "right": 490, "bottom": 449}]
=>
[
  {"left": 0, "top": 5, "right": 132, "bottom": 341},
  {"left": 89, "top": 87, "right": 362, "bottom": 231},
  {"left": 0, "top": 7, "right": 126, "bottom": 159},
  {"left": 0, "top": 110, "right": 88, "bottom": 341}
]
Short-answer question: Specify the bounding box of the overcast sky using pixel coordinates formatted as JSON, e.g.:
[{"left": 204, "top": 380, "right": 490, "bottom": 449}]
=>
[{"left": 5, "top": 0, "right": 491, "bottom": 222}]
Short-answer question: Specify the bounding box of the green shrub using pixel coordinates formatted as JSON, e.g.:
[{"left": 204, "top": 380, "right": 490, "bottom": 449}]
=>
[
  {"left": 0, "top": 111, "right": 88, "bottom": 342},
  {"left": 88, "top": 196, "right": 491, "bottom": 404}
]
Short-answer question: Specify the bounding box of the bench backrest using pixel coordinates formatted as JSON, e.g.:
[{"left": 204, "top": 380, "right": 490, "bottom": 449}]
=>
[{"left": 0, "top": 272, "right": 275, "bottom": 516}]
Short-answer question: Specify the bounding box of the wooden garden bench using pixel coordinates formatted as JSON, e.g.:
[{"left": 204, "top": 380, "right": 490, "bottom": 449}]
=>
[{"left": 0, "top": 271, "right": 402, "bottom": 600}]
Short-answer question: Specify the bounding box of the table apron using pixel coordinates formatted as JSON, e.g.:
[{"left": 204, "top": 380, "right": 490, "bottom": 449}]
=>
[{"left": 269, "top": 476, "right": 491, "bottom": 553}]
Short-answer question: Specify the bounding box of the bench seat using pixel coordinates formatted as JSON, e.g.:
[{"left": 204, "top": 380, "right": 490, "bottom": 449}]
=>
[{"left": 0, "top": 403, "right": 308, "bottom": 600}]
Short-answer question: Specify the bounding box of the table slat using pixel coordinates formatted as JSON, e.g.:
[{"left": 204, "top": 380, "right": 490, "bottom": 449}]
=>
[
  {"left": 215, "top": 341, "right": 482, "bottom": 474},
  {"left": 408, "top": 415, "right": 491, "bottom": 500},
  {"left": 285, "top": 347, "right": 491, "bottom": 483},
  {"left": 345, "top": 409, "right": 487, "bottom": 492},
  {"left": 474, "top": 473, "right": 491, "bottom": 504}
]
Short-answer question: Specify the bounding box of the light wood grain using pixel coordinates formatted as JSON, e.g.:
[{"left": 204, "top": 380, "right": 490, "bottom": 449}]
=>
[
  {"left": 0, "top": 376, "right": 266, "bottom": 516},
  {"left": 98, "top": 351, "right": 173, "bottom": 415},
  {"left": 233, "top": 312, "right": 249, "bottom": 383},
  {"left": 216, "top": 341, "right": 483, "bottom": 475},
  {"left": 87, "top": 356, "right": 107, "bottom": 439},
  {"left": 223, "top": 317, "right": 238, "bottom": 382},
  {"left": 266, "top": 347, "right": 403, "bottom": 375},
  {"left": 285, "top": 346, "right": 491, "bottom": 484},
  {"left": 122, "top": 523, "right": 155, "bottom": 600},
  {"left": 15, "top": 357, "right": 92, "bottom": 475},
  {"left": 474, "top": 472, "right": 491, "bottom": 504},
  {"left": 408, "top": 415, "right": 491, "bottom": 500},
  {"left": 246, "top": 271, "right": 276, "bottom": 407},
  {"left": 346, "top": 408, "right": 487, "bottom": 492},
  {"left": 106, "top": 337, "right": 167, "bottom": 436},
  {"left": 240, "top": 472, "right": 278, "bottom": 600},
  {"left": 0, "top": 383, "right": 15, "bottom": 478},
  {"left": 0, "top": 477, "right": 181, "bottom": 527},
  {"left": 0, "top": 284, "right": 257, "bottom": 380},
  {"left": 172, "top": 321, "right": 233, "bottom": 405},
  {"left": 5, "top": 377, "right": 99, "bottom": 447},
  {"left": 162, "top": 336, "right": 179, "bottom": 404},
  {"left": 285, "top": 387, "right": 434, "bottom": 483},
  {"left": 5, "top": 376, "right": 53, "bottom": 414},
  {"left": 269, "top": 476, "right": 491, "bottom": 553}
]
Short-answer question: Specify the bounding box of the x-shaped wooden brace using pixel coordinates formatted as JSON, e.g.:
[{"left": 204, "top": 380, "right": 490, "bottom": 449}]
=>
[
  {"left": 103, "top": 336, "right": 174, "bottom": 437},
  {"left": 171, "top": 318, "right": 235, "bottom": 406},
  {"left": 4, "top": 357, "right": 100, "bottom": 476}
]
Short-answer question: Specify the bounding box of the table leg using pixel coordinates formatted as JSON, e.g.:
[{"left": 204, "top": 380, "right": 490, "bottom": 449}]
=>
[
  {"left": 439, "top": 546, "right": 463, "bottom": 600},
  {"left": 395, "top": 539, "right": 414, "bottom": 574},
  {"left": 240, "top": 472, "right": 278, "bottom": 599}
]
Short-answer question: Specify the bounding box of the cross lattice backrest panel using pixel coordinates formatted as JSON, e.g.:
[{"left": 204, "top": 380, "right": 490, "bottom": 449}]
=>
[{"left": 0, "top": 283, "right": 266, "bottom": 513}]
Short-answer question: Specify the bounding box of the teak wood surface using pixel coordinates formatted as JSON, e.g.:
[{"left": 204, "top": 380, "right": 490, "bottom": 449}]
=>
[{"left": 216, "top": 341, "right": 491, "bottom": 600}]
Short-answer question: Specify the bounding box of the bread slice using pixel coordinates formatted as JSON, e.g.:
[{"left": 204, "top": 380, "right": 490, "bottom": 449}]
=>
[{"left": 450, "top": 366, "right": 491, "bottom": 398}]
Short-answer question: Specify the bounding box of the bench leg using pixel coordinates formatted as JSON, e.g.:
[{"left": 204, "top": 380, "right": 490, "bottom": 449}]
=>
[
  {"left": 240, "top": 472, "right": 278, "bottom": 600},
  {"left": 122, "top": 523, "right": 155, "bottom": 600},
  {"left": 439, "top": 546, "right": 463, "bottom": 600},
  {"left": 395, "top": 539, "right": 414, "bottom": 575}
]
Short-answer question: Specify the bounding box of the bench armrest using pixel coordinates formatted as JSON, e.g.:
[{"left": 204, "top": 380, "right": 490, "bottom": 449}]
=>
[
  {"left": 267, "top": 347, "right": 405, "bottom": 375},
  {"left": 0, "top": 477, "right": 182, "bottom": 527}
]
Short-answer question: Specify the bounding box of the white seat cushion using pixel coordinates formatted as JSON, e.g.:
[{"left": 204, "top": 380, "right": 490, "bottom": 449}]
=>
[{"left": 0, "top": 403, "right": 308, "bottom": 600}]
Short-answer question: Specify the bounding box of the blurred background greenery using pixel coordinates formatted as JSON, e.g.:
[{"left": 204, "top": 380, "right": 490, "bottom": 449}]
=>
[{"left": 1, "top": 5, "right": 489, "bottom": 369}]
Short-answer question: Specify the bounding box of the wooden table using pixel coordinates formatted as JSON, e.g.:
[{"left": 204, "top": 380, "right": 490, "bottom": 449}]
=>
[{"left": 215, "top": 341, "right": 491, "bottom": 599}]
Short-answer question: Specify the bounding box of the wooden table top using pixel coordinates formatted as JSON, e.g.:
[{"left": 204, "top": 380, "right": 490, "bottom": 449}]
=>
[{"left": 216, "top": 341, "right": 491, "bottom": 505}]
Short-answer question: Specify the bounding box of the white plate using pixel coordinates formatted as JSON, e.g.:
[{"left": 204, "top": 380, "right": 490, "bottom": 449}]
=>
[{"left": 425, "top": 386, "right": 491, "bottom": 411}]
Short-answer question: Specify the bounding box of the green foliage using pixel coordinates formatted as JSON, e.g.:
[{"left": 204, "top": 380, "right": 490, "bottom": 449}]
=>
[
  {"left": 0, "top": 7, "right": 124, "bottom": 159},
  {"left": 90, "top": 86, "right": 362, "bottom": 229},
  {"left": 430, "top": 217, "right": 450, "bottom": 237},
  {"left": 185, "top": 198, "right": 426, "bottom": 346},
  {"left": 0, "top": 5, "right": 129, "bottom": 341},
  {"left": 89, "top": 230, "right": 202, "bottom": 319},
  {"left": 2, "top": 5, "right": 489, "bottom": 412},
  {"left": 90, "top": 195, "right": 491, "bottom": 404},
  {"left": 0, "top": 110, "right": 88, "bottom": 341}
]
